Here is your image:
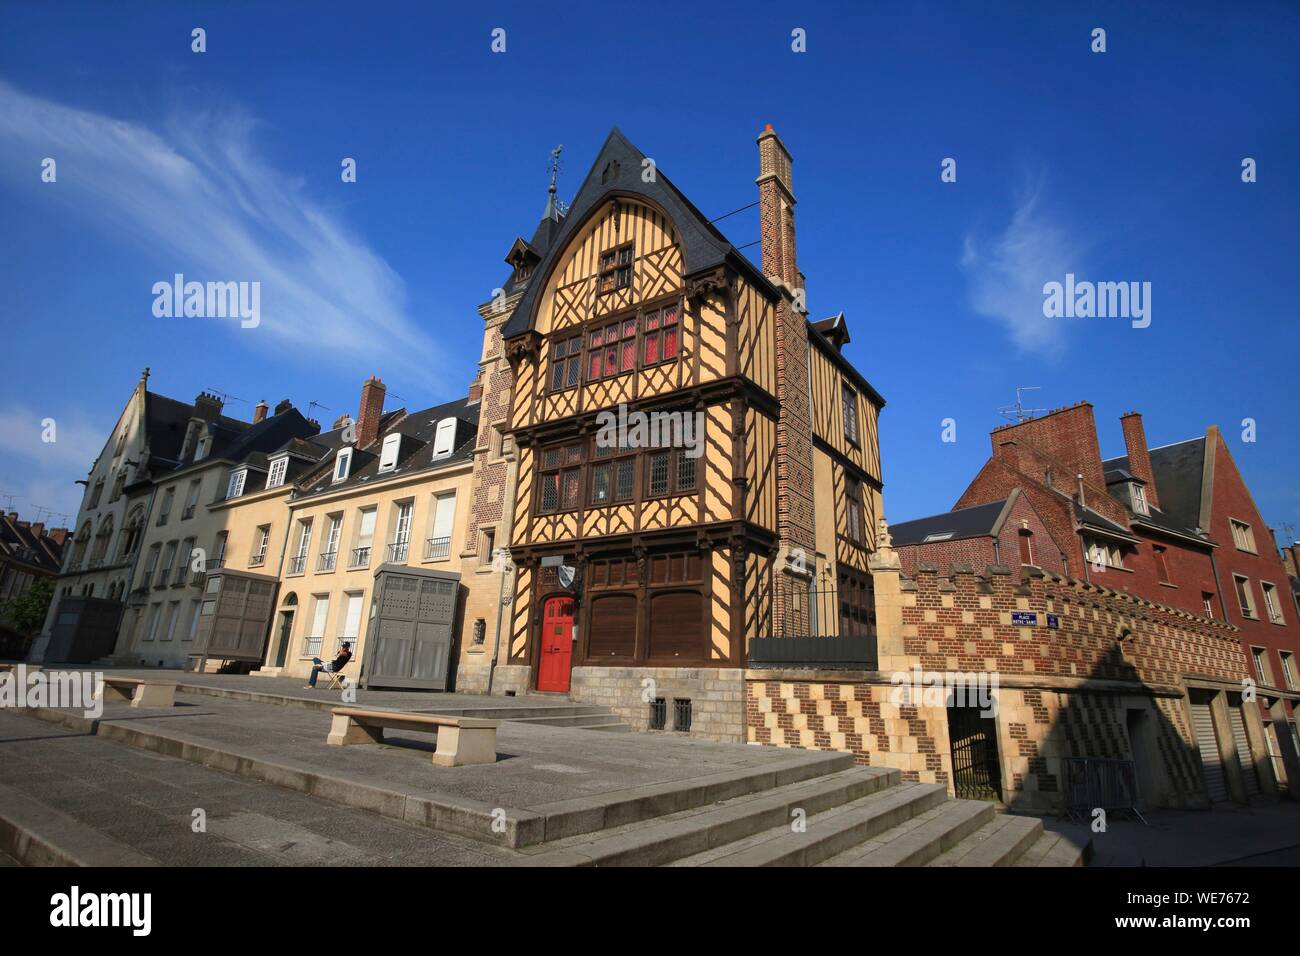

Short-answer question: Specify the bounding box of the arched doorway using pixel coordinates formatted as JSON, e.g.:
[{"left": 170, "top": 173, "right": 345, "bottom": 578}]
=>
[{"left": 273, "top": 593, "right": 297, "bottom": 668}]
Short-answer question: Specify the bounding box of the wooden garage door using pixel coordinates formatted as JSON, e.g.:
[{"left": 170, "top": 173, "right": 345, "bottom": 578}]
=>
[
  {"left": 1190, "top": 698, "right": 1229, "bottom": 802},
  {"left": 1227, "top": 702, "right": 1261, "bottom": 796}
]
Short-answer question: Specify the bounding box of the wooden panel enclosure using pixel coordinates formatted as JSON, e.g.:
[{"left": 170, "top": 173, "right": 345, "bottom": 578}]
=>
[
  {"left": 197, "top": 569, "right": 279, "bottom": 663},
  {"left": 362, "top": 566, "right": 461, "bottom": 690}
]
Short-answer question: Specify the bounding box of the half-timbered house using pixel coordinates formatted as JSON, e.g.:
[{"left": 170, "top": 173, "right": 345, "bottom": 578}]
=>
[{"left": 486, "top": 127, "right": 886, "bottom": 740}]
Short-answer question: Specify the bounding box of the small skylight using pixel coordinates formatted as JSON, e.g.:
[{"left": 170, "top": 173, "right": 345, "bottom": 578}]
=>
[{"left": 922, "top": 532, "right": 954, "bottom": 542}]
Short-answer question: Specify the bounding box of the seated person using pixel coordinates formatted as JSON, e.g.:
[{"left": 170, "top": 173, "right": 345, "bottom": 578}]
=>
[{"left": 305, "top": 642, "right": 352, "bottom": 689}]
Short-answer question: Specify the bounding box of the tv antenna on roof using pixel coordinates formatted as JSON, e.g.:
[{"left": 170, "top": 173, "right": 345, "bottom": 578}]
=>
[
  {"left": 207, "top": 389, "right": 246, "bottom": 407},
  {"left": 0, "top": 490, "right": 18, "bottom": 511},
  {"left": 998, "top": 386, "right": 1047, "bottom": 424},
  {"left": 307, "top": 400, "right": 331, "bottom": 420}
]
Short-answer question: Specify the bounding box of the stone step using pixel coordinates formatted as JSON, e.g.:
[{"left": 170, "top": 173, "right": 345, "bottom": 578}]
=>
[
  {"left": 519, "top": 766, "right": 902, "bottom": 866},
  {"left": 668, "top": 780, "right": 950, "bottom": 867},
  {"left": 800, "top": 793, "right": 990, "bottom": 867},
  {"left": 926, "top": 812, "right": 1042, "bottom": 866},
  {"left": 1012, "top": 830, "right": 1089, "bottom": 867},
  {"left": 487, "top": 713, "right": 631, "bottom": 729}
]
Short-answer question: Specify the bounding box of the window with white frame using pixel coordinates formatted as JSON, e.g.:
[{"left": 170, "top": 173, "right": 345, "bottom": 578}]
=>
[
  {"left": 250, "top": 525, "right": 270, "bottom": 566},
  {"left": 379, "top": 433, "right": 401, "bottom": 472},
  {"left": 389, "top": 501, "right": 413, "bottom": 562},
  {"left": 143, "top": 604, "right": 161, "bottom": 642},
  {"left": 1234, "top": 574, "right": 1257, "bottom": 618},
  {"left": 266, "top": 456, "right": 288, "bottom": 489},
  {"left": 226, "top": 468, "right": 247, "bottom": 500},
  {"left": 432, "top": 419, "right": 456, "bottom": 460},
  {"left": 319, "top": 514, "right": 342, "bottom": 571},
  {"left": 1131, "top": 483, "right": 1149, "bottom": 515},
  {"left": 426, "top": 493, "right": 456, "bottom": 560},
  {"left": 161, "top": 601, "right": 181, "bottom": 641},
  {"left": 351, "top": 508, "right": 377, "bottom": 567},
  {"left": 1230, "top": 518, "right": 1257, "bottom": 553},
  {"left": 304, "top": 594, "right": 330, "bottom": 657},
  {"left": 289, "top": 519, "right": 312, "bottom": 574},
  {"left": 1253, "top": 647, "right": 1273, "bottom": 685},
  {"left": 1280, "top": 651, "right": 1298, "bottom": 690},
  {"left": 333, "top": 448, "right": 353, "bottom": 483},
  {"left": 1084, "top": 536, "right": 1125, "bottom": 569},
  {"left": 337, "top": 592, "right": 363, "bottom": 654},
  {"left": 1262, "top": 581, "right": 1286, "bottom": 624}
]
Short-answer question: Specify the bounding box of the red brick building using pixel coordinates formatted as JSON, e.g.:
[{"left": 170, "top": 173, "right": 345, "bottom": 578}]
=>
[
  {"left": 899, "top": 402, "right": 1300, "bottom": 790},
  {"left": 891, "top": 488, "right": 1065, "bottom": 577}
]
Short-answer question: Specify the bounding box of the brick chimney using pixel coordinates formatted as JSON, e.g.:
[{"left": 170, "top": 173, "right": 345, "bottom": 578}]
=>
[
  {"left": 756, "top": 124, "right": 799, "bottom": 290},
  {"left": 989, "top": 402, "right": 1105, "bottom": 491},
  {"left": 1119, "top": 411, "right": 1160, "bottom": 508},
  {"left": 29, "top": 522, "right": 44, "bottom": 538},
  {"left": 193, "top": 392, "right": 223, "bottom": 423},
  {"left": 274, "top": 399, "right": 293, "bottom": 415},
  {"left": 468, "top": 376, "right": 483, "bottom": 403},
  {"left": 356, "top": 376, "right": 386, "bottom": 448},
  {"left": 48, "top": 528, "right": 68, "bottom": 546},
  {"left": 253, "top": 400, "right": 269, "bottom": 424}
]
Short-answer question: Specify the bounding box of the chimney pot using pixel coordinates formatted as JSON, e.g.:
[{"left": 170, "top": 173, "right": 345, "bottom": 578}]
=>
[
  {"left": 253, "top": 400, "right": 269, "bottom": 424},
  {"left": 274, "top": 399, "right": 293, "bottom": 415}
]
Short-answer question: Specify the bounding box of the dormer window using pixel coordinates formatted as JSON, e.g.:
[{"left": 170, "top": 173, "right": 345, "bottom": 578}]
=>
[
  {"left": 1131, "top": 483, "right": 1149, "bottom": 515},
  {"left": 195, "top": 432, "right": 212, "bottom": 462},
  {"left": 266, "top": 456, "right": 288, "bottom": 490},
  {"left": 432, "top": 419, "right": 456, "bottom": 460},
  {"left": 225, "top": 468, "right": 247, "bottom": 500},
  {"left": 597, "top": 243, "right": 633, "bottom": 294},
  {"left": 333, "top": 447, "right": 353, "bottom": 483},
  {"left": 379, "top": 434, "right": 401, "bottom": 473}
]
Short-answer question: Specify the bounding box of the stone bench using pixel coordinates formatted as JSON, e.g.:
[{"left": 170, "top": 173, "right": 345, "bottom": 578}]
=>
[
  {"left": 327, "top": 707, "right": 499, "bottom": 767},
  {"left": 93, "top": 676, "right": 178, "bottom": 708}
]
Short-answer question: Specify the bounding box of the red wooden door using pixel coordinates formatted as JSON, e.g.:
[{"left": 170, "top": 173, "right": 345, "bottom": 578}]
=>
[{"left": 537, "top": 597, "right": 575, "bottom": 693}]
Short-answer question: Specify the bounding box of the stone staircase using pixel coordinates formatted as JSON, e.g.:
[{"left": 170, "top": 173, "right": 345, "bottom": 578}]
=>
[{"left": 517, "top": 764, "right": 1086, "bottom": 867}]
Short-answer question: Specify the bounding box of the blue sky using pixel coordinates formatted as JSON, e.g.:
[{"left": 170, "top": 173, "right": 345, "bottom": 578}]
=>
[{"left": 1, "top": 1, "right": 1297, "bottom": 544}]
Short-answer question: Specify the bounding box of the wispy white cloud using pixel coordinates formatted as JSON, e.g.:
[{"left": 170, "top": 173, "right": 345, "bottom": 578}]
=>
[
  {"left": 0, "top": 404, "right": 109, "bottom": 523},
  {"left": 0, "top": 80, "right": 443, "bottom": 383},
  {"left": 960, "top": 177, "right": 1082, "bottom": 359}
]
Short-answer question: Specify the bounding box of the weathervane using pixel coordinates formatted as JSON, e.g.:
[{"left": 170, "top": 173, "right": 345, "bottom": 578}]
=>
[{"left": 546, "top": 145, "right": 568, "bottom": 217}]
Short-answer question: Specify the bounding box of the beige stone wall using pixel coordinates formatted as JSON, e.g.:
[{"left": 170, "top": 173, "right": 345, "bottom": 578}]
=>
[
  {"left": 256, "top": 462, "right": 487, "bottom": 681},
  {"left": 571, "top": 666, "right": 745, "bottom": 742}
]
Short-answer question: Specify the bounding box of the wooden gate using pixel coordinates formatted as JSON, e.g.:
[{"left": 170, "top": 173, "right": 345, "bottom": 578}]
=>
[{"left": 362, "top": 567, "right": 461, "bottom": 690}]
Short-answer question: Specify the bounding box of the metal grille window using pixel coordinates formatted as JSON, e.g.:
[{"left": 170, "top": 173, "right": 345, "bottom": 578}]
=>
[
  {"left": 588, "top": 317, "right": 637, "bottom": 381},
  {"left": 590, "top": 439, "right": 635, "bottom": 506},
  {"left": 842, "top": 383, "right": 859, "bottom": 445},
  {"left": 538, "top": 444, "right": 583, "bottom": 514},
  {"left": 648, "top": 451, "right": 670, "bottom": 496},
  {"left": 676, "top": 451, "right": 696, "bottom": 492},
  {"left": 647, "top": 448, "right": 695, "bottom": 498},
  {"left": 642, "top": 302, "right": 680, "bottom": 366},
  {"left": 648, "top": 697, "right": 667, "bottom": 730},
  {"left": 673, "top": 698, "right": 692, "bottom": 733},
  {"left": 597, "top": 243, "right": 633, "bottom": 294},
  {"left": 549, "top": 336, "right": 583, "bottom": 391}
]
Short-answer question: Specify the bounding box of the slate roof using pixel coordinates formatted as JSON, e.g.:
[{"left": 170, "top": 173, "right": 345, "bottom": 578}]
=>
[
  {"left": 891, "top": 499, "right": 1010, "bottom": 546},
  {"left": 0, "top": 514, "right": 65, "bottom": 574},
  {"left": 501, "top": 128, "right": 774, "bottom": 340},
  {"left": 141, "top": 392, "right": 251, "bottom": 476},
  {"left": 1103, "top": 437, "right": 1209, "bottom": 538},
  {"left": 297, "top": 397, "right": 480, "bottom": 499}
]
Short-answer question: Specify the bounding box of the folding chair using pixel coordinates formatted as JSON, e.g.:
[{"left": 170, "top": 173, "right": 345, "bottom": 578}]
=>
[{"left": 321, "top": 663, "right": 349, "bottom": 691}]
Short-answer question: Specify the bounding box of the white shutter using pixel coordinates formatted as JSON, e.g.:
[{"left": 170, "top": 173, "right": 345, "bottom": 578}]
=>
[
  {"left": 358, "top": 509, "right": 376, "bottom": 547},
  {"left": 341, "top": 593, "right": 363, "bottom": 639},
  {"left": 432, "top": 495, "right": 456, "bottom": 538},
  {"left": 1228, "top": 702, "right": 1261, "bottom": 796},
  {"left": 311, "top": 595, "right": 330, "bottom": 636},
  {"left": 432, "top": 419, "right": 456, "bottom": 459},
  {"left": 379, "top": 434, "right": 401, "bottom": 471},
  {"left": 1191, "top": 699, "right": 1228, "bottom": 802}
]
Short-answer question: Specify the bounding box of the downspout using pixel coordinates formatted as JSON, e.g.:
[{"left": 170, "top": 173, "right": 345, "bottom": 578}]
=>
[{"left": 487, "top": 438, "right": 521, "bottom": 695}]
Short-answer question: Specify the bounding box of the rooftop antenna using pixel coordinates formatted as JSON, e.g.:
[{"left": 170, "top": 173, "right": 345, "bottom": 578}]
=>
[
  {"left": 0, "top": 490, "right": 17, "bottom": 511},
  {"left": 206, "top": 389, "right": 246, "bottom": 408},
  {"left": 998, "top": 386, "right": 1047, "bottom": 424},
  {"left": 306, "top": 400, "right": 331, "bottom": 420}
]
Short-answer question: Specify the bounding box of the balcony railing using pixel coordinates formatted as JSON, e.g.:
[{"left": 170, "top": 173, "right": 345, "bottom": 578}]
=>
[
  {"left": 154, "top": 569, "right": 170, "bottom": 588},
  {"left": 349, "top": 547, "right": 371, "bottom": 569},
  {"left": 249, "top": 554, "right": 265, "bottom": 568},
  {"left": 288, "top": 555, "right": 306, "bottom": 575},
  {"left": 302, "top": 635, "right": 323, "bottom": 658},
  {"left": 424, "top": 536, "right": 451, "bottom": 561},
  {"left": 206, "top": 557, "right": 225, "bottom": 571},
  {"left": 388, "top": 541, "right": 409, "bottom": 563},
  {"left": 317, "top": 551, "right": 338, "bottom": 572}
]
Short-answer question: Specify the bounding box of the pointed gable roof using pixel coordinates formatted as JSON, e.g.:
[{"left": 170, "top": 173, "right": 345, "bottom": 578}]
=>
[{"left": 501, "top": 128, "right": 775, "bottom": 340}]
